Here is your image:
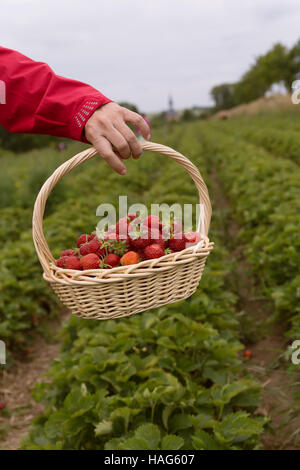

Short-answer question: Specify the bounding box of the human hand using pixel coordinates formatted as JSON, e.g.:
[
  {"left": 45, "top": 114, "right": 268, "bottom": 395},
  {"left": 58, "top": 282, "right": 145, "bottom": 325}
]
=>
[{"left": 84, "top": 102, "right": 151, "bottom": 175}]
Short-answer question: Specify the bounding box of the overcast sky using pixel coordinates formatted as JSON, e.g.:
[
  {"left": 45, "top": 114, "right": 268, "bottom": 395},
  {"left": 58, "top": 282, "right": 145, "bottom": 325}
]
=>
[{"left": 1, "top": 0, "right": 300, "bottom": 112}]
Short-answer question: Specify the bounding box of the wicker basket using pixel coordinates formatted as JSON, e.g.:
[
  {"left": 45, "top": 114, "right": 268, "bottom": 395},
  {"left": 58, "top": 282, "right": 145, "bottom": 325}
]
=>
[{"left": 32, "top": 141, "right": 213, "bottom": 320}]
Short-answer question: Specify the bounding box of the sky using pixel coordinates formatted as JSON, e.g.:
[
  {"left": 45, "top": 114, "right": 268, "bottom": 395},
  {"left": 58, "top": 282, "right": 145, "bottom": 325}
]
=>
[{"left": 1, "top": 0, "right": 300, "bottom": 112}]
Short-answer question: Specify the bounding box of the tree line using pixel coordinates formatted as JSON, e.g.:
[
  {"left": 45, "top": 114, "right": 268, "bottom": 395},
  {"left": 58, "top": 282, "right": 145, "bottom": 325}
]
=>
[{"left": 211, "top": 40, "right": 300, "bottom": 110}]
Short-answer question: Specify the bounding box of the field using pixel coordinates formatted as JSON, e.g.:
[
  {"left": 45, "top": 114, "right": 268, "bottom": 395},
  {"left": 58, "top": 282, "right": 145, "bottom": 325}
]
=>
[{"left": 0, "top": 112, "right": 299, "bottom": 449}]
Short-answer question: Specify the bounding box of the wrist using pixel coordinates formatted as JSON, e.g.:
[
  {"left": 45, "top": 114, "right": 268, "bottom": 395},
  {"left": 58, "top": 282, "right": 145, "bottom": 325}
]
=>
[{"left": 70, "top": 95, "right": 112, "bottom": 142}]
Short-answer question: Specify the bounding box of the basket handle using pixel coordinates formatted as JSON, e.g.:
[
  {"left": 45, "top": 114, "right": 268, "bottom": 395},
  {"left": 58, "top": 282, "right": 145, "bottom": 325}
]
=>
[{"left": 32, "top": 141, "right": 212, "bottom": 275}]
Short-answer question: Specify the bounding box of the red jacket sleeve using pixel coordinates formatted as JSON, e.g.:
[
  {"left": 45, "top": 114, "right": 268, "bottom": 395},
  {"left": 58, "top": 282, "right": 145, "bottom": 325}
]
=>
[{"left": 0, "top": 47, "right": 112, "bottom": 142}]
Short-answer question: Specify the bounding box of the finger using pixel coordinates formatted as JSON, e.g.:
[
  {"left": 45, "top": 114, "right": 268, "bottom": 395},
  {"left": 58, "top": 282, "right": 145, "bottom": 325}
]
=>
[
  {"left": 107, "top": 127, "right": 131, "bottom": 159},
  {"left": 124, "top": 110, "right": 151, "bottom": 140},
  {"left": 92, "top": 136, "right": 127, "bottom": 175},
  {"left": 115, "top": 121, "right": 143, "bottom": 159}
]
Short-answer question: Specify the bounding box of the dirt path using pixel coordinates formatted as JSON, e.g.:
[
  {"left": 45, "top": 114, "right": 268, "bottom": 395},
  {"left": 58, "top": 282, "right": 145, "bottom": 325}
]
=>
[
  {"left": 208, "top": 167, "right": 300, "bottom": 450},
  {"left": 0, "top": 311, "right": 70, "bottom": 450}
]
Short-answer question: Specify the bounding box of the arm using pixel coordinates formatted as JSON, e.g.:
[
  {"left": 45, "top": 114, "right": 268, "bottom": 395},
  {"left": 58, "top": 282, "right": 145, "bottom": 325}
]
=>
[
  {"left": 0, "top": 46, "right": 111, "bottom": 141},
  {"left": 0, "top": 47, "right": 151, "bottom": 174}
]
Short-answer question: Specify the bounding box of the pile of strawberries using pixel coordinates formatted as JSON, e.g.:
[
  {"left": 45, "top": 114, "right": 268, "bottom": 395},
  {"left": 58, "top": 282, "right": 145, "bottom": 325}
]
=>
[{"left": 56, "top": 214, "right": 202, "bottom": 271}]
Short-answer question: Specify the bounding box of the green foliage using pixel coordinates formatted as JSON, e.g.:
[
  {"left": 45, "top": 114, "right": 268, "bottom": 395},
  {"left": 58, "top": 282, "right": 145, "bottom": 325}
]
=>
[
  {"left": 210, "top": 84, "right": 236, "bottom": 111},
  {"left": 0, "top": 126, "right": 54, "bottom": 152},
  {"left": 18, "top": 125, "right": 265, "bottom": 450},
  {"left": 21, "top": 280, "right": 263, "bottom": 450},
  {"left": 180, "top": 109, "right": 197, "bottom": 122},
  {"left": 210, "top": 41, "right": 299, "bottom": 108},
  {"left": 196, "top": 121, "right": 300, "bottom": 341}
]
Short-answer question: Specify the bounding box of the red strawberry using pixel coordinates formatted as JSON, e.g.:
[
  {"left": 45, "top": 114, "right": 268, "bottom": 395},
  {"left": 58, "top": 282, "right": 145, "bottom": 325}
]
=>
[
  {"left": 88, "top": 233, "right": 96, "bottom": 241},
  {"left": 116, "top": 217, "right": 129, "bottom": 238},
  {"left": 88, "top": 238, "right": 101, "bottom": 254},
  {"left": 79, "top": 243, "right": 91, "bottom": 256},
  {"left": 80, "top": 253, "right": 100, "bottom": 270},
  {"left": 56, "top": 256, "right": 69, "bottom": 268},
  {"left": 142, "top": 215, "right": 161, "bottom": 231},
  {"left": 130, "top": 236, "right": 150, "bottom": 249},
  {"left": 137, "top": 249, "right": 147, "bottom": 261},
  {"left": 172, "top": 220, "right": 183, "bottom": 234},
  {"left": 149, "top": 228, "right": 168, "bottom": 248},
  {"left": 127, "top": 212, "right": 137, "bottom": 221},
  {"left": 243, "top": 349, "right": 252, "bottom": 359},
  {"left": 144, "top": 244, "right": 165, "bottom": 259},
  {"left": 103, "top": 254, "right": 120, "bottom": 268},
  {"left": 77, "top": 234, "right": 89, "bottom": 248},
  {"left": 65, "top": 256, "right": 81, "bottom": 270},
  {"left": 169, "top": 235, "right": 185, "bottom": 252},
  {"left": 120, "top": 251, "right": 139, "bottom": 266},
  {"left": 96, "top": 246, "right": 106, "bottom": 257},
  {"left": 61, "top": 249, "right": 77, "bottom": 257},
  {"left": 105, "top": 232, "right": 117, "bottom": 241},
  {"left": 128, "top": 225, "right": 150, "bottom": 249},
  {"left": 184, "top": 232, "right": 202, "bottom": 247}
]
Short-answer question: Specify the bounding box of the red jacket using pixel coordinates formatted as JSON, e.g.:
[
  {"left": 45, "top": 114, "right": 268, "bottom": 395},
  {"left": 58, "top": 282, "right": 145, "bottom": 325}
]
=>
[{"left": 0, "top": 46, "right": 112, "bottom": 142}]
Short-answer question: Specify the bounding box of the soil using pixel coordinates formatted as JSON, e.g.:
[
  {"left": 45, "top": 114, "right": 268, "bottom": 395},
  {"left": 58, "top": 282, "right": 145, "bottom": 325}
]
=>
[
  {"left": 0, "top": 310, "right": 70, "bottom": 450},
  {"left": 209, "top": 166, "right": 300, "bottom": 450}
]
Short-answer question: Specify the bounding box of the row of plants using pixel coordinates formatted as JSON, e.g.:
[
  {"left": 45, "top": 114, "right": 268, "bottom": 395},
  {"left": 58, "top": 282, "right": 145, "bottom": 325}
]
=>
[
  {"left": 20, "top": 125, "right": 265, "bottom": 449},
  {"left": 211, "top": 114, "right": 300, "bottom": 164},
  {"left": 196, "top": 122, "right": 300, "bottom": 340},
  {"left": 0, "top": 142, "right": 88, "bottom": 252},
  {"left": 0, "top": 129, "right": 179, "bottom": 354}
]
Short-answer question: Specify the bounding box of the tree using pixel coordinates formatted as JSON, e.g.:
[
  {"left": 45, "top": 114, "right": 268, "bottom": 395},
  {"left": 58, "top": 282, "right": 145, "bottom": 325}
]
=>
[
  {"left": 210, "top": 84, "right": 236, "bottom": 110},
  {"left": 234, "top": 43, "right": 290, "bottom": 104},
  {"left": 286, "top": 39, "right": 300, "bottom": 88},
  {"left": 181, "top": 109, "right": 196, "bottom": 121}
]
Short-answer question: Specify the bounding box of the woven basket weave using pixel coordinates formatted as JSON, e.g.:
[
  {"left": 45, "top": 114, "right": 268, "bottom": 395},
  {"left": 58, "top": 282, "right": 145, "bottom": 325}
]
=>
[{"left": 32, "top": 141, "right": 213, "bottom": 320}]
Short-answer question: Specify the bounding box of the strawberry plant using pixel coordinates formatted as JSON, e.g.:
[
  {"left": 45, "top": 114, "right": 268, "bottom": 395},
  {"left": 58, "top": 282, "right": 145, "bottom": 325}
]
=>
[{"left": 20, "top": 126, "right": 265, "bottom": 450}]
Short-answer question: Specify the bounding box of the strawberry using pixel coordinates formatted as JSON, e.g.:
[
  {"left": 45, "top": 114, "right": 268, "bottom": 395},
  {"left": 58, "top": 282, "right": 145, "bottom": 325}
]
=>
[
  {"left": 65, "top": 256, "right": 81, "bottom": 270},
  {"left": 88, "top": 238, "right": 102, "bottom": 254},
  {"left": 243, "top": 349, "right": 252, "bottom": 359},
  {"left": 56, "top": 256, "right": 69, "bottom": 268},
  {"left": 137, "top": 249, "right": 147, "bottom": 261},
  {"left": 149, "top": 228, "right": 168, "bottom": 248},
  {"left": 144, "top": 244, "right": 165, "bottom": 259},
  {"left": 169, "top": 235, "right": 185, "bottom": 252},
  {"left": 103, "top": 254, "right": 120, "bottom": 268},
  {"left": 130, "top": 235, "right": 150, "bottom": 249},
  {"left": 80, "top": 253, "right": 100, "bottom": 270},
  {"left": 128, "top": 225, "right": 150, "bottom": 249},
  {"left": 116, "top": 217, "right": 129, "bottom": 238},
  {"left": 61, "top": 249, "right": 77, "bottom": 257},
  {"left": 88, "top": 233, "right": 96, "bottom": 241},
  {"left": 120, "top": 251, "right": 139, "bottom": 266},
  {"left": 142, "top": 215, "right": 161, "bottom": 231},
  {"left": 96, "top": 246, "right": 106, "bottom": 257},
  {"left": 127, "top": 212, "right": 137, "bottom": 221},
  {"left": 184, "top": 232, "right": 202, "bottom": 247},
  {"left": 105, "top": 232, "right": 118, "bottom": 241},
  {"left": 172, "top": 220, "right": 183, "bottom": 234},
  {"left": 79, "top": 243, "right": 91, "bottom": 256},
  {"left": 77, "top": 234, "right": 89, "bottom": 248}
]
